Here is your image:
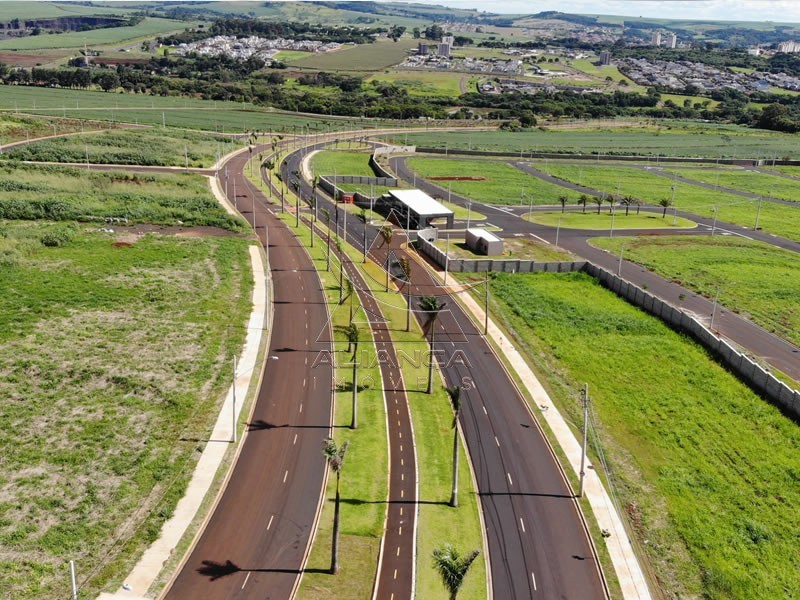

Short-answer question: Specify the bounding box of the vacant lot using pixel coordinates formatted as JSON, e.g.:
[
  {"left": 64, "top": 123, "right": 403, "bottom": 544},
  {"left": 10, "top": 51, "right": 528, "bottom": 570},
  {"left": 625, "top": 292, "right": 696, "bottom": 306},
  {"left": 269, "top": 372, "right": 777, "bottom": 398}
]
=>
[
  {"left": 487, "top": 271, "right": 800, "bottom": 599},
  {"left": 663, "top": 167, "right": 800, "bottom": 203},
  {"left": 406, "top": 157, "right": 579, "bottom": 205},
  {"left": 382, "top": 124, "right": 800, "bottom": 159},
  {"left": 0, "top": 113, "right": 97, "bottom": 144},
  {"left": 537, "top": 163, "right": 800, "bottom": 241},
  {"left": 0, "top": 163, "right": 245, "bottom": 230},
  {"left": 366, "top": 70, "right": 467, "bottom": 97},
  {"left": 0, "top": 222, "right": 253, "bottom": 599},
  {"left": 592, "top": 235, "right": 800, "bottom": 348},
  {"left": 3, "top": 127, "right": 232, "bottom": 167},
  {"left": 310, "top": 150, "right": 376, "bottom": 177},
  {"left": 288, "top": 38, "right": 418, "bottom": 71}
]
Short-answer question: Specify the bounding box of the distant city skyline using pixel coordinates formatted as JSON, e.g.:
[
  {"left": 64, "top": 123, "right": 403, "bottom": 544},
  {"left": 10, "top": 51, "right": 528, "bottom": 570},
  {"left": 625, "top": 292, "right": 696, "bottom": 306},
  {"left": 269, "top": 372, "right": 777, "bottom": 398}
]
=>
[{"left": 411, "top": 1, "right": 800, "bottom": 23}]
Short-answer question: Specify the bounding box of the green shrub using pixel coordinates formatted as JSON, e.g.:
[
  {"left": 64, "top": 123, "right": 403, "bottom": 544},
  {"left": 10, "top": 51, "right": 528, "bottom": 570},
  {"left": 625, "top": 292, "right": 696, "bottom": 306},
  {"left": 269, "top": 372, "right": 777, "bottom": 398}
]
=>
[{"left": 40, "top": 224, "right": 77, "bottom": 247}]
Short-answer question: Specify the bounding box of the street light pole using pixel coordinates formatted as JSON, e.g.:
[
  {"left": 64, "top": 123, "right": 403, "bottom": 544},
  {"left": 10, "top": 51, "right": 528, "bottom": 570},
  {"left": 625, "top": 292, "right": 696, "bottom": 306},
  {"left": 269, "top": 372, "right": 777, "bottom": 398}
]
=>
[
  {"left": 617, "top": 242, "right": 627, "bottom": 277},
  {"left": 578, "top": 384, "right": 589, "bottom": 498},
  {"left": 710, "top": 282, "right": 735, "bottom": 331},
  {"left": 556, "top": 214, "right": 562, "bottom": 247},
  {"left": 754, "top": 197, "right": 763, "bottom": 231},
  {"left": 231, "top": 355, "right": 237, "bottom": 443},
  {"left": 711, "top": 205, "right": 718, "bottom": 236}
]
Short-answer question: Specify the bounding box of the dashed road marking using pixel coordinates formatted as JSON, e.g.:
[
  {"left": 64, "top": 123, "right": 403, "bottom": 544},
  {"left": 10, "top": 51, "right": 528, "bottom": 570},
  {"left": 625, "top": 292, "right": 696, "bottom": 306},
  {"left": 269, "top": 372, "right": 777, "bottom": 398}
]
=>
[
  {"left": 267, "top": 515, "right": 274, "bottom": 530},
  {"left": 520, "top": 518, "right": 526, "bottom": 533},
  {"left": 531, "top": 571, "right": 538, "bottom": 591},
  {"left": 293, "top": 433, "right": 298, "bottom": 445},
  {"left": 507, "top": 472, "right": 513, "bottom": 486},
  {"left": 283, "top": 470, "right": 289, "bottom": 483},
  {"left": 495, "top": 436, "right": 500, "bottom": 447},
  {"left": 483, "top": 405, "right": 488, "bottom": 415},
  {"left": 241, "top": 572, "right": 251, "bottom": 590}
]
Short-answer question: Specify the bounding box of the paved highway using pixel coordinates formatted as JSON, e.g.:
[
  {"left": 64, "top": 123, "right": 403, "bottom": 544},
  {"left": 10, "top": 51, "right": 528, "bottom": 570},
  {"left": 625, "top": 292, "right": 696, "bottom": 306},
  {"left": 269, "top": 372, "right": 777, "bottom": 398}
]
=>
[
  {"left": 163, "top": 149, "right": 333, "bottom": 599},
  {"left": 285, "top": 146, "right": 610, "bottom": 599}
]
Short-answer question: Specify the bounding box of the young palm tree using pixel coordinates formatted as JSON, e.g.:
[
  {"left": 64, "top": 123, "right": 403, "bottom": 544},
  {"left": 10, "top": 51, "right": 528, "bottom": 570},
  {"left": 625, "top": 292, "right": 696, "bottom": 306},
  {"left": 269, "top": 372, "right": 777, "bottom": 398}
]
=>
[
  {"left": 323, "top": 438, "right": 350, "bottom": 574},
  {"left": 446, "top": 385, "right": 462, "bottom": 508},
  {"left": 577, "top": 194, "right": 589, "bottom": 213},
  {"left": 658, "top": 197, "right": 673, "bottom": 218},
  {"left": 345, "top": 324, "right": 360, "bottom": 429},
  {"left": 620, "top": 196, "right": 631, "bottom": 216},
  {"left": 592, "top": 195, "right": 604, "bottom": 215},
  {"left": 558, "top": 194, "right": 569, "bottom": 213},
  {"left": 606, "top": 194, "right": 617, "bottom": 214},
  {"left": 419, "top": 295, "right": 446, "bottom": 394},
  {"left": 432, "top": 544, "right": 481, "bottom": 600}
]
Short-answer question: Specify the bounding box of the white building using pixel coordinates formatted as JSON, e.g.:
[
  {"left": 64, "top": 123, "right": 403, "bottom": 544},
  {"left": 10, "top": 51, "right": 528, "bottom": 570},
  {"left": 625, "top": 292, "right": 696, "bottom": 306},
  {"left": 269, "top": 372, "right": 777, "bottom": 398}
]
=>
[
  {"left": 778, "top": 41, "right": 800, "bottom": 53},
  {"left": 665, "top": 32, "right": 677, "bottom": 49},
  {"left": 651, "top": 31, "right": 662, "bottom": 47}
]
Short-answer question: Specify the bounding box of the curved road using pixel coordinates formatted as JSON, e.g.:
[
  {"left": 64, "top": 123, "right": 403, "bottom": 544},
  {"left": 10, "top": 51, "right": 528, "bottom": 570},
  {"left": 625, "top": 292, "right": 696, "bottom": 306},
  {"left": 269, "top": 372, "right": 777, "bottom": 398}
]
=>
[{"left": 163, "top": 148, "right": 333, "bottom": 599}]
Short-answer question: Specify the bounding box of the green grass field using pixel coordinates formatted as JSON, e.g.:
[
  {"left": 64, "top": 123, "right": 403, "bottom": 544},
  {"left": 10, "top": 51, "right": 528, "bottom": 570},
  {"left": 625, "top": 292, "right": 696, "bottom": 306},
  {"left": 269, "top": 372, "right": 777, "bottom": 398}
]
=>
[
  {"left": 311, "top": 150, "right": 376, "bottom": 177},
  {"left": 382, "top": 123, "right": 800, "bottom": 159},
  {"left": 0, "top": 222, "right": 253, "bottom": 599},
  {"left": 0, "top": 87, "right": 384, "bottom": 132},
  {"left": 660, "top": 94, "right": 719, "bottom": 108},
  {"left": 0, "top": 113, "right": 95, "bottom": 144},
  {"left": 287, "top": 38, "right": 418, "bottom": 71},
  {"left": 3, "top": 127, "right": 232, "bottom": 167},
  {"left": 536, "top": 163, "right": 800, "bottom": 241},
  {"left": 0, "top": 17, "right": 188, "bottom": 50},
  {"left": 663, "top": 167, "right": 800, "bottom": 203},
  {"left": 435, "top": 235, "right": 573, "bottom": 261},
  {"left": 406, "top": 157, "right": 579, "bottom": 205},
  {"left": 366, "top": 70, "right": 467, "bottom": 97},
  {"left": 0, "top": 1, "right": 136, "bottom": 21},
  {"left": 0, "top": 163, "right": 246, "bottom": 231},
  {"left": 591, "top": 235, "right": 800, "bottom": 348},
  {"left": 486, "top": 271, "right": 800, "bottom": 599},
  {"left": 527, "top": 210, "right": 696, "bottom": 230}
]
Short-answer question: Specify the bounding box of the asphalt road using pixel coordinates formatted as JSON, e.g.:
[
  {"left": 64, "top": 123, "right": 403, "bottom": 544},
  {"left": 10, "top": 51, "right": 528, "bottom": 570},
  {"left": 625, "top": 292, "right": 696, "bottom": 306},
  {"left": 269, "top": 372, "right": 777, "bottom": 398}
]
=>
[
  {"left": 390, "top": 156, "right": 800, "bottom": 383},
  {"left": 285, "top": 148, "right": 609, "bottom": 600},
  {"left": 163, "top": 149, "right": 333, "bottom": 599}
]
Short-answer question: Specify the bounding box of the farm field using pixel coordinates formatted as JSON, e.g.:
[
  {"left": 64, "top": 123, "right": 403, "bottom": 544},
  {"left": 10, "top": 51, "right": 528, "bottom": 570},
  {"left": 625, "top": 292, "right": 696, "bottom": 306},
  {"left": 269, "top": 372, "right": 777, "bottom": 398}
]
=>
[
  {"left": 0, "top": 221, "right": 253, "bottom": 599},
  {"left": 2, "top": 127, "right": 233, "bottom": 168},
  {"left": 0, "top": 87, "right": 383, "bottom": 132},
  {"left": 0, "top": 163, "right": 245, "bottom": 231},
  {"left": 381, "top": 123, "right": 800, "bottom": 159},
  {"left": 591, "top": 235, "right": 800, "bottom": 348},
  {"left": 482, "top": 271, "right": 800, "bottom": 599},
  {"left": 663, "top": 167, "right": 800, "bottom": 202},
  {"left": 0, "top": 1, "right": 136, "bottom": 20},
  {"left": 0, "top": 17, "right": 188, "bottom": 51},
  {"left": 526, "top": 210, "right": 697, "bottom": 230},
  {"left": 366, "top": 70, "right": 468, "bottom": 97},
  {"left": 535, "top": 163, "right": 800, "bottom": 241},
  {"left": 406, "top": 157, "right": 580, "bottom": 205},
  {"left": 287, "top": 38, "right": 418, "bottom": 71},
  {"left": 310, "top": 150, "right": 376, "bottom": 177}
]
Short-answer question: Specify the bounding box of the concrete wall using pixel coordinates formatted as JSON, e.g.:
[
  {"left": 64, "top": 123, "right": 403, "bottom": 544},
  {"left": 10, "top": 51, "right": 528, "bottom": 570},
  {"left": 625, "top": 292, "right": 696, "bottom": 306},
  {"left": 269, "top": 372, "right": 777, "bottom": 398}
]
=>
[
  {"left": 319, "top": 174, "right": 396, "bottom": 203},
  {"left": 369, "top": 152, "right": 402, "bottom": 180},
  {"left": 583, "top": 263, "right": 800, "bottom": 416}
]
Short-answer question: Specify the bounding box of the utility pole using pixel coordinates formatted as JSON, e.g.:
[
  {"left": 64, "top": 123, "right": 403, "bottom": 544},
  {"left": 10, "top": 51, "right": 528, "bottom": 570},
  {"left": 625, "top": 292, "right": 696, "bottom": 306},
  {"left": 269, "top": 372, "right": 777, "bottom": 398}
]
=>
[
  {"left": 444, "top": 235, "right": 450, "bottom": 285},
  {"left": 578, "top": 384, "right": 589, "bottom": 498},
  {"left": 484, "top": 270, "right": 489, "bottom": 335},
  {"left": 70, "top": 560, "right": 78, "bottom": 600},
  {"left": 232, "top": 355, "right": 237, "bottom": 443},
  {"left": 754, "top": 197, "right": 762, "bottom": 231}
]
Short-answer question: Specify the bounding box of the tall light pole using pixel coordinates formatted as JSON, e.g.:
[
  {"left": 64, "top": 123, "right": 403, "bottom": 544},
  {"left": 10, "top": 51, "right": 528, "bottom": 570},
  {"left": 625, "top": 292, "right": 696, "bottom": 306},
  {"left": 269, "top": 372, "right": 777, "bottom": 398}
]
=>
[
  {"left": 231, "top": 355, "right": 238, "bottom": 443},
  {"left": 711, "top": 205, "right": 718, "bottom": 236},
  {"left": 578, "top": 384, "right": 589, "bottom": 498},
  {"left": 466, "top": 201, "right": 472, "bottom": 230},
  {"left": 555, "top": 214, "right": 562, "bottom": 247},
  {"left": 754, "top": 197, "right": 763, "bottom": 231},
  {"left": 617, "top": 242, "right": 627, "bottom": 277}
]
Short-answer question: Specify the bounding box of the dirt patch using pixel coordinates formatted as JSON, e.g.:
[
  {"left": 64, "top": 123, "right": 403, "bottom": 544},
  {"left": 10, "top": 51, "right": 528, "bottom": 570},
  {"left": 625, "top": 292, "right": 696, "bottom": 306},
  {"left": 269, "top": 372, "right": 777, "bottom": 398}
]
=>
[
  {"left": 102, "top": 224, "right": 245, "bottom": 238},
  {"left": 0, "top": 51, "right": 70, "bottom": 67},
  {"left": 429, "top": 176, "right": 487, "bottom": 181}
]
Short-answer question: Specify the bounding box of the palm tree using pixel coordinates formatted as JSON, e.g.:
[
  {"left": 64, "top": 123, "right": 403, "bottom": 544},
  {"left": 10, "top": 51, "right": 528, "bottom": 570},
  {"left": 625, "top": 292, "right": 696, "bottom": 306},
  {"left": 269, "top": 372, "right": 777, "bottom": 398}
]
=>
[
  {"left": 606, "top": 194, "right": 617, "bottom": 214},
  {"left": 343, "top": 276, "right": 355, "bottom": 322},
  {"left": 446, "top": 385, "right": 462, "bottom": 507},
  {"left": 419, "top": 295, "right": 446, "bottom": 394},
  {"left": 658, "top": 197, "right": 673, "bottom": 218},
  {"left": 592, "top": 195, "right": 604, "bottom": 215},
  {"left": 323, "top": 438, "right": 350, "bottom": 574},
  {"left": 379, "top": 224, "right": 393, "bottom": 291},
  {"left": 432, "top": 544, "right": 481, "bottom": 600},
  {"left": 620, "top": 195, "right": 632, "bottom": 216},
  {"left": 577, "top": 194, "right": 589, "bottom": 213},
  {"left": 558, "top": 194, "right": 569, "bottom": 213},
  {"left": 345, "top": 324, "right": 360, "bottom": 429}
]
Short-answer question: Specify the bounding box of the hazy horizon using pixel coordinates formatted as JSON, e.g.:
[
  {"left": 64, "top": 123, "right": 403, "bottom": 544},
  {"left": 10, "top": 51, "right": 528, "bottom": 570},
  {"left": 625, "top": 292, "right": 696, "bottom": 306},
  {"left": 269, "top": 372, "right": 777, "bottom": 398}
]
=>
[{"left": 411, "top": 1, "right": 800, "bottom": 24}]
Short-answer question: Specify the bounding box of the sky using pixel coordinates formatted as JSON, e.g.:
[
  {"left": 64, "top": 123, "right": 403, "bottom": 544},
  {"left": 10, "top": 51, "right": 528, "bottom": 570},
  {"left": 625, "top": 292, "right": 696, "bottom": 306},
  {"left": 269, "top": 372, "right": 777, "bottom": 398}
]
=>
[{"left": 415, "top": 1, "right": 800, "bottom": 23}]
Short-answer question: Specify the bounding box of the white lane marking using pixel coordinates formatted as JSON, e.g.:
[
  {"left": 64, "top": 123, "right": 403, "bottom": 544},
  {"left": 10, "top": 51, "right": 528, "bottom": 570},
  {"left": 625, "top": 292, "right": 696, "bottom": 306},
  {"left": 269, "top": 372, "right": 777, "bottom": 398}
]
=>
[
  {"left": 531, "top": 571, "right": 538, "bottom": 591},
  {"left": 283, "top": 470, "right": 289, "bottom": 483},
  {"left": 293, "top": 433, "right": 298, "bottom": 445},
  {"left": 528, "top": 232, "right": 551, "bottom": 245},
  {"left": 507, "top": 472, "right": 513, "bottom": 486},
  {"left": 401, "top": 473, "right": 404, "bottom": 481},
  {"left": 400, "top": 507, "right": 403, "bottom": 516},
  {"left": 401, "top": 458, "right": 404, "bottom": 466},
  {"left": 267, "top": 515, "right": 274, "bottom": 530},
  {"left": 400, "top": 444, "right": 403, "bottom": 452},
  {"left": 482, "top": 405, "right": 488, "bottom": 415},
  {"left": 400, "top": 489, "right": 404, "bottom": 498},
  {"left": 398, "top": 526, "right": 402, "bottom": 536},
  {"left": 299, "top": 403, "right": 303, "bottom": 414},
  {"left": 398, "top": 431, "right": 402, "bottom": 439},
  {"left": 520, "top": 518, "right": 526, "bottom": 533},
  {"left": 393, "top": 569, "right": 398, "bottom": 580},
  {"left": 396, "top": 546, "right": 401, "bottom": 557},
  {"left": 495, "top": 436, "right": 500, "bottom": 447},
  {"left": 241, "top": 572, "right": 251, "bottom": 590},
  {"left": 303, "top": 378, "right": 306, "bottom": 387}
]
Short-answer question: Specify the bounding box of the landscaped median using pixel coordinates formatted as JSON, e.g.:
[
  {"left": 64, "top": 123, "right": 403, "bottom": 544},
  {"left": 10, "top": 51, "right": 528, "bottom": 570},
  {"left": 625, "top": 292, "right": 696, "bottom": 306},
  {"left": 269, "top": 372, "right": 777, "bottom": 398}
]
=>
[{"left": 276, "top": 202, "right": 487, "bottom": 599}]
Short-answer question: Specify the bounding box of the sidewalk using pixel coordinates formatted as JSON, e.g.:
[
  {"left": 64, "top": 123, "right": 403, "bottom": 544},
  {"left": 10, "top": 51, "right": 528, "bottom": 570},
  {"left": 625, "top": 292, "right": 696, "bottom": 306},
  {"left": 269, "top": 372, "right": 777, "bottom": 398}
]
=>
[
  {"left": 433, "top": 265, "right": 652, "bottom": 600},
  {"left": 97, "top": 164, "right": 268, "bottom": 599}
]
